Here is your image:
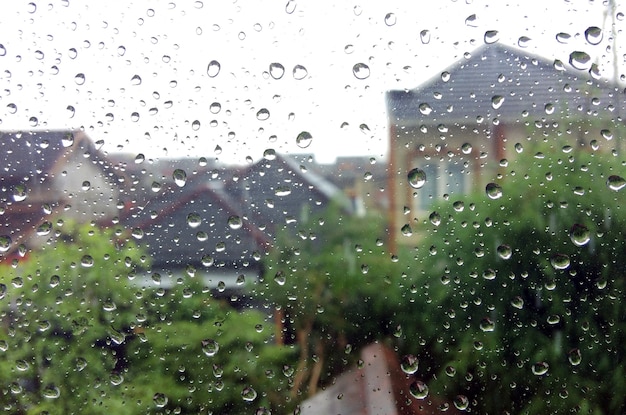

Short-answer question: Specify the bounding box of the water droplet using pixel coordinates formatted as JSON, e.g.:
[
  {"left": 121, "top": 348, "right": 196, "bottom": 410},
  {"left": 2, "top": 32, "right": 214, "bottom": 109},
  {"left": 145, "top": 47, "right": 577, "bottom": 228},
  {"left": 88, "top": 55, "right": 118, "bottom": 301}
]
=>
[
  {"left": 465, "top": 14, "right": 478, "bottom": 27},
  {"left": 0, "top": 44, "right": 6, "bottom": 56},
  {"left": 400, "top": 355, "right": 419, "bottom": 374},
  {"left": 263, "top": 148, "right": 276, "bottom": 160},
  {"left": 81, "top": 255, "right": 94, "bottom": 268},
  {"left": 441, "top": 71, "right": 451, "bottom": 82},
  {"left": 214, "top": 145, "right": 222, "bottom": 155},
  {"left": 517, "top": 36, "right": 531, "bottom": 48},
  {"left": 81, "top": 180, "right": 91, "bottom": 191},
  {"left": 550, "top": 253, "right": 570, "bottom": 270},
  {"left": 6, "top": 103, "right": 17, "bottom": 114},
  {"left": 256, "top": 108, "right": 270, "bottom": 120},
  {"left": 567, "top": 348, "right": 582, "bottom": 366},
  {"left": 409, "top": 381, "right": 429, "bottom": 399},
  {"left": 49, "top": 275, "right": 60, "bottom": 287},
  {"left": 131, "top": 112, "right": 140, "bottom": 122},
  {"left": 29, "top": 117, "right": 38, "bottom": 127},
  {"left": 209, "top": 102, "right": 221, "bottom": 114},
  {"left": 153, "top": 393, "right": 168, "bottom": 408},
  {"left": 293, "top": 64, "right": 308, "bottom": 80},
  {"left": 207, "top": 60, "right": 221, "bottom": 77},
  {"left": 131, "top": 74, "right": 142, "bottom": 85},
  {"left": 352, "top": 63, "right": 370, "bottom": 80},
  {"left": 511, "top": 296, "right": 524, "bottom": 309},
  {"left": 584, "top": 26, "right": 602, "bottom": 45},
  {"left": 607, "top": 175, "right": 625, "bottom": 191},
  {"left": 75, "top": 357, "right": 87, "bottom": 371},
  {"left": 480, "top": 317, "right": 495, "bottom": 332},
  {"left": 569, "top": 51, "right": 591, "bottom": 70},
  {"left": 171, "top": 169, "right": 186, "bottom": 187},
  {"left": 420, "top": 30, "right": 430, "bottom": 44},
  {"left": 419, "top": 102, "right": 432, "bottom": 115},
  {"left": 485, "top": 183, "right": 503, "bottom": 199},
  {"left": 16, "top": 359, "right": 29, "bottom": 371},
  {"left": 401, "top": 224, "right": 413, "bottom": 237},
  {"left": 269, "top": 62, "right": 285, "bottom": 79},
  {"left": 491, "top": 95, "right": 505, "bottom": 109},
  {"left": 241, "top": 386, "right": 257, "bottom": 402},
  {"left": 135, "top": 154, "right": 145, "bottom": 164},
  {"left": 42, "top": 385, "right": 60, "bottom": 399},
  {"left": 275, "top": 186, "right": 292, "bottom": 196},
  {"left": 36, "top": 222, "right": 52, "bottom": 236},
  {"left": 66, "top": 105, "right": 75, "bottom": 118},
  {"left": 429, "top": 211, "right": 441, "bottom": 226},
  {"left": 228, "top": 215, "right": 242, "bottom": 230},
  {"left": 202, "top": 339, "right": 219, "bottom": 357},
  {"left": 274, "top": 271, "right": 286, "bottom": 286},
  {"left": 151, "top": 181, "right": 162, "bottom": 192},
  {"left": 74, "top": 73, "right": 85, "bottom": 85},
  {"left": 285, "top": 0, "right": 296, "bottom": 14},
  {"left": 407, "top": 168, "right": 426, "bottom": 189},
  {"left": 531, "top": 362, "right": 549, "bottom": 376},
  {"left": 201, "top": 255, "right": 214, "bottom": 267},
  {"left": 0, "top": 236, "right": 11, "bottom": 253},
  {"left": 12, "top": 183, "right": 28, "bottom": 202},
  {"left": 296, "top": 131, "right": 313, "bottom": 148},
  {"left": 569, "top": 224, "right": 590, "bottom": 246},
  {"left": 453, "top": 395, "right": 469, "bottom": 411},
  {"left": 497, "top": 244, "right": 512, "bottom": 260},
  {"left": 484, "top": 30, "right": 499, "bottom": 44},
  {"left": 384, "top": 13, "right": 396, "bottom": 26},
  {"left": 556, "top": 32, "right": 571, "bottom": 44},
  {"left": 103, "top": 300, "right": 117, "bottom": 312}
]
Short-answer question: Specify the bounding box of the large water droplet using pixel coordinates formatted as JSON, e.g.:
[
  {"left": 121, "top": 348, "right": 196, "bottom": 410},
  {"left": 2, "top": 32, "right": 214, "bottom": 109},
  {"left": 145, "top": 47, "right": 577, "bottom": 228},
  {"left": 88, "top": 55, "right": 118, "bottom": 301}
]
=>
[
  {"left": 429, "top": 211, "right": 441, "bottom": 226},
  {"left": 517, "top": 36, "right": 531, "bottom": 48},
  {"left": 296, "top": 131, "right": 313, "bottom": 148},
  {"left": 419, "top": 103, "right": 432, "bottom": 115},
  {"left": 74, "top": 73, "right": 85, "bottom": 85},
  {"left": 293, "top": 64, "right": 308, "bottom": 80},
  {"left": 511, "top": 296, "right": 524, "bottom": 309},
  {"left": 384, "top": 13, "right": 396, "bottom": 26},
  {"left": 491, "top": 95, "right": 505, "bottom": 109},
  {"left": 485, "top": 183, "right": 503, "bottom": 199},
  {"left": 153, "top": 393, "right": 168, "bottom": 408},
  {"left": 497, "top": 244, "right": 512, "bottom": 259},
  {"left": 400, "top": 355, "right": 419, "bottom": 374},
  {"left": 556, "top": 32, "right": 571, "bottom": 44},
  {"left": 409, "top": 381, "right": 429, "bottom": 399},
  {"left": 202, "top": 339, "right": 219, "bottom": 357},
  {"left": 131, "top": 74, "right": 142, "bottom": 85},
  {"left": 207, "top": 60, "right": 221, "bottom": 77},
  {"left": 210, "top": 102, "right": 221, "bottom": 114},
  {"left": 568, "top": 348, "right": 582, "bottom": 366},
  {"left": 569, "top": 224, "right": 590, "bottom": 246},
  {"left": 441, "top": 71, "right": 451, "bottom": 82},
  {"left": 550, "top": 253, "right": 570, "bottom": 270},
  {"left": 569, "top": 51, "right": 591, "bottom": 70},
  {"left": 173, "top": 169, "right": 187, "bottom": 187},
  {"left": 42, "top": 385, "right": 60, "bottom": 399},
  {"left": 352, "top": 63, "right": 370, "bottom": 80},
  {"left": 584, "top": 26, "right": 603, "bottom": 45},
  {"left": 274, "top": 271, "right": 286, "bottom": 286},
  {"left": 192, "top": 120, "right": 201, "bottom": 131},
  {"left": 420, "top": 30, "right": 430, "bottom": 44},
  {"left": 228, "top": 215, "right": 243, "bottom": 230},
  {"left": 453, "top": 395, "right": 469, "bottom": 411},
  {"left": 256, "top": 108, "right": 270, "bottom": 120},
  {"left": 480, "top": 317, "right": 495, "bottom": 332},
  {"left": 275, "top": 186, "right": 292, "bottom": 196},
  {"left": 241, "top": 386, "right": 257, "bottom": 402},
  {"left": 484, "top": 30, "right": 499, "bottom": 44},
  {"left": 285, "top": 0, "right": 296, "bottom": 14},
  {"left": 81, "top": 255, "right": 94, "bottom": 268},
  {"left": 0, "top": 236, "right": 11, "bottom": 253},
  {"left": 465, "top": 14, "right": 478, "bottom": 27},
  {"left": 531, "top": 362, "right": 549, "bottom": 376},
  {"left": 407, "top": 168, "right": 426, "bottom": 189},
  {"left": 13, "top": 183, "right": 27, "bottom": 202},
  {"left": 269, "top": 62, "right": 285, "bottom": 79},
  {"left": 607, "top": 175, "right": 625, "bottom": 191}
]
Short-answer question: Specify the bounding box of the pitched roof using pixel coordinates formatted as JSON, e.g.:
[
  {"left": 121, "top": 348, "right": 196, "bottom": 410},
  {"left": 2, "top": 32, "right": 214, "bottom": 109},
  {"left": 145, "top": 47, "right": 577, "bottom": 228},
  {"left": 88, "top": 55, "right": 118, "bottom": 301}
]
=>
[{"left": 387, "top": 44, "right": 625, "bottom": 127}]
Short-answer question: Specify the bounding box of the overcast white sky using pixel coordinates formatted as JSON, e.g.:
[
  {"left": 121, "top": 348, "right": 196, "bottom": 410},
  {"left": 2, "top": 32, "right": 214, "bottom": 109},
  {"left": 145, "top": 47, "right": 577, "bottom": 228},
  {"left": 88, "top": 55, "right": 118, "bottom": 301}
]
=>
[{"left": 0, "top": 0, "right": 622, "bottom": 163}]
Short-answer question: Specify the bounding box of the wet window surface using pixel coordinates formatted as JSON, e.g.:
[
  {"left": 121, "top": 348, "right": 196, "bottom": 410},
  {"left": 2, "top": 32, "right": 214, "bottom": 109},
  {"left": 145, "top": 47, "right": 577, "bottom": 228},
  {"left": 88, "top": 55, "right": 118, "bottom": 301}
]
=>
[{"left": 0, "top": 1, "right": 625, "bottom": 414}]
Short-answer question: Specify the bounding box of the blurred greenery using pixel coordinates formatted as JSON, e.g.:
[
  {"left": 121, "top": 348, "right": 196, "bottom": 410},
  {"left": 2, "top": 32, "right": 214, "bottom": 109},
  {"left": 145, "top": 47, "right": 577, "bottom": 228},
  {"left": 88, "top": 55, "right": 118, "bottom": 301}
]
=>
[
  {"left": 0, "top": 222, "right": 294, "bottom": 414},
  {"left": 401, "top": 147, "right": 626, "bottom": 414}
]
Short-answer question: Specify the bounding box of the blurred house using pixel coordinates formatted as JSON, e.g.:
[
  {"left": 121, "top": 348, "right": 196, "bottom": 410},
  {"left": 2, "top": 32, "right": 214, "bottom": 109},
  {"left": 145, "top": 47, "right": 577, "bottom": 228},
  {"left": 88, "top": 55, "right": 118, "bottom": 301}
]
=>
[
  {"left": 386, "top": 43, "right": 625, "bottom": 248},
  {"left": 0, "top": 130, "right": 126, "bottom": 259}
]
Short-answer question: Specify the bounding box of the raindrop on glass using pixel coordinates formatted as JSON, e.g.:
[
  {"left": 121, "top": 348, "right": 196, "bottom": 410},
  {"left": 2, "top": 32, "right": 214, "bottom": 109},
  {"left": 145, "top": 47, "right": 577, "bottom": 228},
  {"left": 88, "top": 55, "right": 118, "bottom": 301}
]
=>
[
  {"left": 531, "top": 362, "right": 549, "bottom": 376},
  {"left": 568, "top": 348, "right": 582, "bottom": 366},
  {"left": 584, "top": 26, "right": 602, "bottom": 45},
  {"left": 241, "top": 386, "right": 257, "bottom": 402},
  {"left": 256, "top": 108, "right": 270, "bottom": 120},
  {"left": 569, "top": 51, "right": 591, "bottom": 70},
  {"left": 293, "top": 64, "right": 308, "bottom": 80},
  {"left": 607, "top": 175, "right": 625, "bottom": 191},
  {"left": 173, "top": 169, "right": 187, "bottom": 187},
  {"left": 491, "top": 95, "right": 504, "bottom": 109},
  {"left": 269, "top": 62, "right": 285, "bottom": 79},
  {"left": 131, "top": 74, "right": 142, "bottom": 85},
  {"left": 400, "top": 355, "right": 419, "bottom": 374},
  {"left": 420, "top": 30, "right": 430, "bottom": 44},
  {"left": 550, "top": 253, "right": 570, "bottom": 270},
  {"left": 74, "top": 73, "right": 85, "bottom": 85},
  {"left": 407, "top": 168, "right": 426, "bottom": 189},
  {"left": 409, "top": 381, "right": 429, "bottom": 399},
  {"left": 569, "top": 224, "right": 590, "bottom": 246},
  {"left": 352, "top": 63, "right": 370, "bottom": 80},
  {"left": 484, "top": 30, "right": 499, "bottom": 44},
  {"left": 207, "top": 60, "right": 221, "bottom": 77},
  {"left": 453, "top": 395, "right": 469, "bottom": 411},
  {"left": 485, "top": 183, "right": 503, "bottom": 199},
  {"left": 296, "top": 131, "right": 313, "bottom": 148},
  {"left": 153, "top": 393, "right": 168, "bottom": 408},
  {"left": 384, "top": 13, "right": 396, "bottom": 26},
  {"left": 227, "top": 215, "right": 243, "bottom": 230},
  {"left": 202, "top": 339, "right": 219, "bottom": 357}
]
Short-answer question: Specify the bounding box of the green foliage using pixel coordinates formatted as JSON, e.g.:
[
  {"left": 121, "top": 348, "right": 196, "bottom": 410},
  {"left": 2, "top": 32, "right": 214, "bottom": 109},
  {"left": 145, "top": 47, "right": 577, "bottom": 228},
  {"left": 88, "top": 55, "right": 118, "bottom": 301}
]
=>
[
  {"left": 260, "top": 203, "right": 411, "bottom": 392},
  {"left": 404, "top": 148, "right": 626, "bottom": 414},
  {"left": 0, "top": 222, "right": 294, "bottom": 414}
]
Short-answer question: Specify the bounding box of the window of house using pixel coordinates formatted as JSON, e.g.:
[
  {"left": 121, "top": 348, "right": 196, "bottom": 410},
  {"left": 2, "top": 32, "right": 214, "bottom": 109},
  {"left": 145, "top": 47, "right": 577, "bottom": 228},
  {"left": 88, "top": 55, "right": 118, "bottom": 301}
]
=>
[{"left": 1, "top": 2, "right": 624, "bottom": 414}]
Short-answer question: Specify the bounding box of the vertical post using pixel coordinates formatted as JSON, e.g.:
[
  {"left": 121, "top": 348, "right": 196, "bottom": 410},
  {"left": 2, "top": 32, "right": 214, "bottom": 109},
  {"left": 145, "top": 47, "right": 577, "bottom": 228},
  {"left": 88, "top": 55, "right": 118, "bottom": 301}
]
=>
[{"left": 387, "top": 123, "right": 397, "bottom": 255}]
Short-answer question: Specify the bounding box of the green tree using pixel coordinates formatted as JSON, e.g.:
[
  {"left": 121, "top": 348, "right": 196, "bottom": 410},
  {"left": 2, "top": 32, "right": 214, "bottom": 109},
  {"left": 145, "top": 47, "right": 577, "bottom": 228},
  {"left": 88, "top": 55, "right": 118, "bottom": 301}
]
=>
[
  {"left": 0, "top": 222, "right": 294, "bottom": 414},
  {"left": 259, "top": 204, "right": 410, "bottom": 398},
  {"left": 403, "top": 147, "right": 626, "bottom": 414}
]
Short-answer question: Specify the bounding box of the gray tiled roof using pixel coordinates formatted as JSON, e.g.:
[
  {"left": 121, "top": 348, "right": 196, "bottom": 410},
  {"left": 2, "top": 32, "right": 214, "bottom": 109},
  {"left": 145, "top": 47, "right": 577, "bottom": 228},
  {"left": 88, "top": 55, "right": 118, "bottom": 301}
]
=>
[{"left": 387, "top": 44, "right": 625, "bottom": 127}]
